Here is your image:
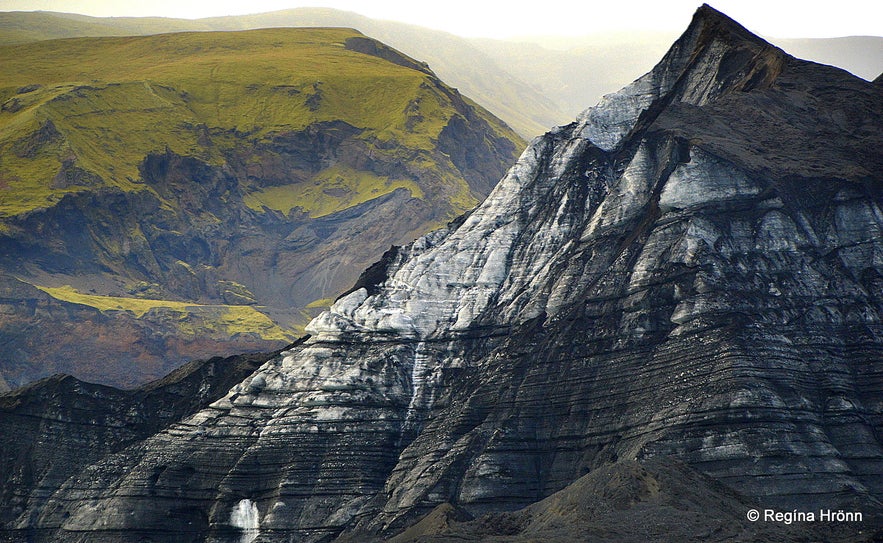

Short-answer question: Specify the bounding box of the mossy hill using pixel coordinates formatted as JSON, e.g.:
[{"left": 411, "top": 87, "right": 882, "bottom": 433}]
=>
[
  {"left": 0, "top": 28, "right": 523, "bottom": 389},
  {"left": 0, "top": 9, "right": 567, "bottom": 137}
]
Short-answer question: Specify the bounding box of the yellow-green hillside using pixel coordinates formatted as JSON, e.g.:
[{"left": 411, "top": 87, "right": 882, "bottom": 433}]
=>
[
  {"left": 0, "top": 27, "right": 520, "bottom": 217},
  {"left": 0, "top": 28, "right": 523, "bottom": 389},
  {"left": 33, "top": 284, "right": 295, "bottom": 341},
  {"left": 0, "top": 9, "right": 567, "bottom": 137}
]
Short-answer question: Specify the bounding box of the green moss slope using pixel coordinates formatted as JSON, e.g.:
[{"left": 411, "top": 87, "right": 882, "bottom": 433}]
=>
[
  {"left": 243, "top": 164, "right": 424, "bottom": 217},
  {"left": 0, "top": 27, "right": 524, "bottom": 388},
  {"left": 0, "top": 28, "right": 520, "bottom": 217},
  {"left": 34, "top": 284, "right": 296, "bottom": 341}
]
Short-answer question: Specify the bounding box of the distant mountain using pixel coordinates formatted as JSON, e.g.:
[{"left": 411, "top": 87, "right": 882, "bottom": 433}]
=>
[
  {"left": 0, "top": 28, "right": 522, "bottom": 389},
  {"left": 469, "top": 32, "right": 677, "bottom": 121},
  {"left": 0, "top": 11, "right": 214, "bottom": 43},
  {"left": 4, "top": 5, "right": 880, "bottom": 542},
  {"left": 1, "top": 9, "right": 880, "bottom": 136}
]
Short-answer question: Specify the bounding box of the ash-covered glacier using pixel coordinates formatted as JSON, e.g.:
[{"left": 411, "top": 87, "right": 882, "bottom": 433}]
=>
[{"left": 3, "top": 4, "right": 882, "bottom": 543}]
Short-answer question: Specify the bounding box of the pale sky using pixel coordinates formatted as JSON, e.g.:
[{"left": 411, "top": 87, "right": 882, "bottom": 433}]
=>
[{"left": 0, "top": 0, "right": 880, "bottom": 39}]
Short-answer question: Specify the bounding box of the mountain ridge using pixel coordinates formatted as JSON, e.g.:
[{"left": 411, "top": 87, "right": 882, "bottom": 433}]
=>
[
  {"left": 1, "top": 8, "right": 880, "bottom": 137},
  {"left": 1, "top": 4, "right": 881, "bottom": 542},
  {"left": 0, "top": 9, "right": 561, "bottom": 137}
]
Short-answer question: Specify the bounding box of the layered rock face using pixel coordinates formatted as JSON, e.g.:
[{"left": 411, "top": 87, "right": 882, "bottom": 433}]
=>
[
  {"left": 5, "top": 5, "right": 882, "bottom": 542},
  {"left": 0, "top": 350, "right": 274, "bottom": 538}
]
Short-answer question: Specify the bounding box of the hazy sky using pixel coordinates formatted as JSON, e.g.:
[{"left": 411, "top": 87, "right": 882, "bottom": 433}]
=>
[{"left": 0, "top": 0, "right": 880, "bottom": 39}]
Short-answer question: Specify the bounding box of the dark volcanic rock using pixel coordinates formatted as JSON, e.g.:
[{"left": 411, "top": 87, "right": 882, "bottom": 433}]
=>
[
  {"left": 382, "top": 459, "right": 878, "bottom": 543},
  {"left": 343, "top": 36, "right": 433, "bottom": 76},
  {"left": 0, "top": 349, "right": 276, "bottom": 537},
  {"left": 0, "top": 275, "right": 283, "bottom": 388},
  {"left": 3, "top": 5, "right": 882, "bottom": 542}
]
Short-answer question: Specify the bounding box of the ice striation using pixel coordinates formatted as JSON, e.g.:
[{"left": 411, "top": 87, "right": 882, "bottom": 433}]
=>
[{"left": 4, "top": 5, "right": 883, "bottom": 543}]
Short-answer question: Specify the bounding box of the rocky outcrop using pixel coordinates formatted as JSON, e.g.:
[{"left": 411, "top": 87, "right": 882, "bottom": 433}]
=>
[
  {"left": 380, "top": 459, "right": 866, "bottom": 543},
  {"left": 3, "top": 5, "right": 882, "bottom": 542},
  {"left": 0, "top": 349, "right": 278, "bottom": 537}
]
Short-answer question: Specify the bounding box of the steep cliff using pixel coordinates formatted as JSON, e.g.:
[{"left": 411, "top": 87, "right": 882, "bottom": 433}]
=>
[
  {"left": 3, "top": 5, "right": 882, "bottom": 542},
  {"left": 0, "top": 349, "right": 277, "bottom": 538},
  {"left": 0, "top": 28, "right": 522, "bottom": 389}
]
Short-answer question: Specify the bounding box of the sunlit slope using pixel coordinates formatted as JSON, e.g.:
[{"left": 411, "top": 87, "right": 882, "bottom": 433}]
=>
[
  {"left": 0, "top": 11, "right": 215, "bottom": 45},
  {"left": 0, "top": 9, "right": 564, "bottom": 137},
  {"left": 0, "top": 28, "right": 523, "bottom": 388},
  {"left": 0, "top": 28, "right": 518, "bottom": 217},
  {"left": 2, "top": 10, "right": 880, "bottom": 139}
]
